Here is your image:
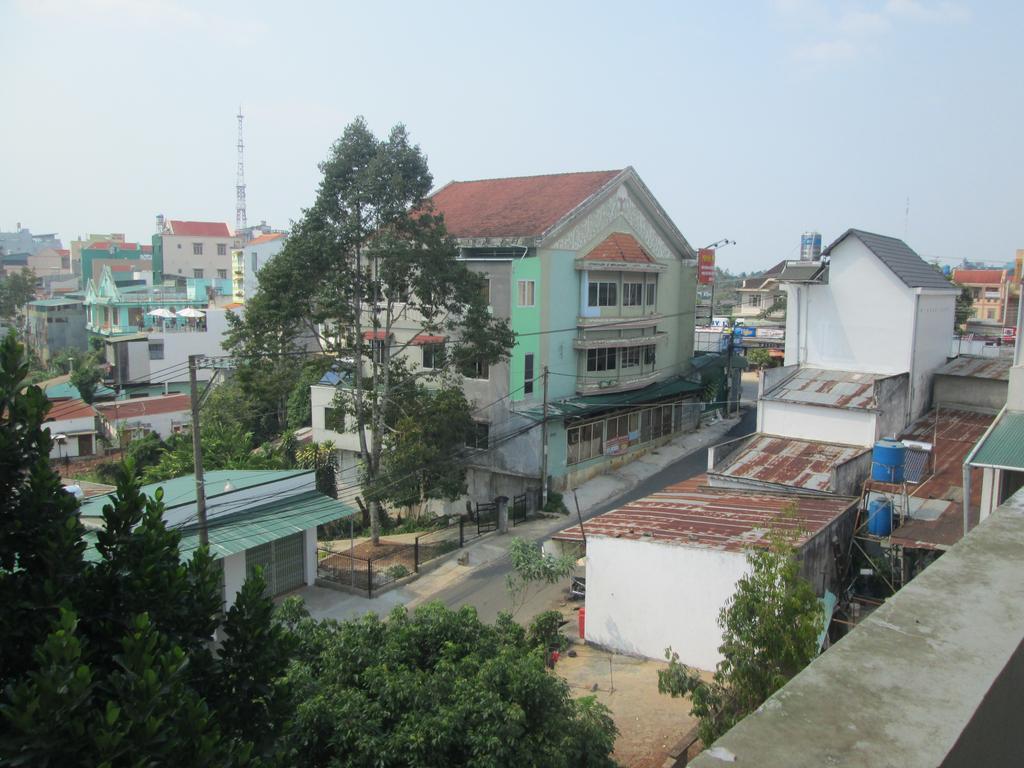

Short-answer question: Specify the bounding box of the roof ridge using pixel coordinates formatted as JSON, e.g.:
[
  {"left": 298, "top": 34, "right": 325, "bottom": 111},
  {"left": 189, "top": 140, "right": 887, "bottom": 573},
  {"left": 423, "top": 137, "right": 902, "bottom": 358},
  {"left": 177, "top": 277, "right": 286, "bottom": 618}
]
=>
[{"left": 441, "top": 168, "right": 623, "bottom": 186}]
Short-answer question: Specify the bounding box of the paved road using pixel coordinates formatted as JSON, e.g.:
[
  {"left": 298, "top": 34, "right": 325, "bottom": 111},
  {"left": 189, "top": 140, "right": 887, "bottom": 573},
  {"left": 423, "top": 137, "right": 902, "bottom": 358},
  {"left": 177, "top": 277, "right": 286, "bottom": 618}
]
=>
[{"left": 433, "top": 405, "right": 758, "bottom": 622}]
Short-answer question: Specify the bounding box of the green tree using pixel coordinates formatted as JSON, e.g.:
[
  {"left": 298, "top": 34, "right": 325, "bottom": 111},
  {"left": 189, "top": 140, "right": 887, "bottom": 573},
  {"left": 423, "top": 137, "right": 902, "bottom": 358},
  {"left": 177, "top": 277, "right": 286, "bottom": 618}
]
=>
[
  {"left": 954, "top": 286, "right": 974, "bottom": 329},
  {"left": 657, "top": 518, "right": 824, "bottom": 746},
  {"left": 746, "top": 348, "right": 773, "bottom": 369},
  {"left": 0, "top": 331, "right": 285, "bottom": 764},
  {"left": 506, "top": 537, "right": 579, "bottom": 616},
  {"left": 69, "top": 351, "right": 103, "bottom": 404},
  {"left": 225, "top": 118, "right": 513, "bottom": 543},
  {"left": 0, "top": 268, "right": 37, "bottom": 321},
  {"left": 296, "top": 440, "right": 338, "bottom": 498},
  {"left": 277, "top": 600, "right": 617, "bottom": 767}
]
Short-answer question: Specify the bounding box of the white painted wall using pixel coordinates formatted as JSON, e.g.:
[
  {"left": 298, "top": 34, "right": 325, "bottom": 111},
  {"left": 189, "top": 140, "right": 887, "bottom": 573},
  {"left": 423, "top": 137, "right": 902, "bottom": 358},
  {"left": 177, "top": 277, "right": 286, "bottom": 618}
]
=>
[
  {"left": 153, "top": 308, "right": 230, "bottom": 382},
  {"left": 758, "top": 399, "right": 878, "bottom": 447},
  {"left": 221, "top": 551, "right": 247, "bottom": 610},
  {"left": 303, "top": 527, "right": 317, "bottom": 587},
  {"left": 785, "top": 239, "right": 915, "bottom": 373},
  {"left": 241, "top": 237, "right": 286, "bottom": 300},
  {"left": 585, "top": 535, "right": 750, "bottom": 671},
  {"left": 162, "top": 234, "right": 235, "bottom": 277},
  {"left": 45, "top": 414, "right": 97, "bottom": 459},
  {"left": 911, "top": 292, "right": 957, "bottom": 419}
]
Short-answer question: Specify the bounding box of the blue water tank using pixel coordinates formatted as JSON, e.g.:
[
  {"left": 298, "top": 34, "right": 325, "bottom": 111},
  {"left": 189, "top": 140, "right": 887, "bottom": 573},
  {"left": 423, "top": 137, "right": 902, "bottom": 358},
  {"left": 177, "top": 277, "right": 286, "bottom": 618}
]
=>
[
  {"left": 871, "top": 439, "right": 906, "bottom": 483},
  {"left": 868, "top": 498, "right": 893, "bottom": 536}
]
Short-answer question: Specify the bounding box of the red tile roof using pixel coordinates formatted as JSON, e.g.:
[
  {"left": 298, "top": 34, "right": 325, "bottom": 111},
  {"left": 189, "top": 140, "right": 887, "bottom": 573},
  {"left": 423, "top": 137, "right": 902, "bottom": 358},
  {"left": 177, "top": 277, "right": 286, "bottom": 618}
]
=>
[
  {"left": 248, "top": 232, "right": 285, "bottom": 245},
  {"left": 952, "top": 268, "right": 1006, "bottom": 285},
  {"left": 583, "top": 233, "right": 654, "bottom": 263},
  {"left": 56, "top": 248, "right": 70, "bottom": 257},
  {"left": 552, "top": 476, "right": 857, "bottom": 552},
  {"left": 410, "top": 333, "right": 445, "bottom": 345},
  {"left": 428, "top": 170, "right": 622, "bottom": 239},
  {"left": 87, "top": 241, "right": 139, "bottom": 251},
  {"left": 168, "top": 220, "right": 231, "bottom": 237},
  {"left": 44, "top": 399, "right": 97, "bottom": 423},
  {"left": 140, "top": 244, "right": 153, "bottom": 254},
  {"left": 362, "top": 330, "right": 389, "bottom": 341},
  {"left": 95, "top": 394, "right": 192, "bottom": 419}
]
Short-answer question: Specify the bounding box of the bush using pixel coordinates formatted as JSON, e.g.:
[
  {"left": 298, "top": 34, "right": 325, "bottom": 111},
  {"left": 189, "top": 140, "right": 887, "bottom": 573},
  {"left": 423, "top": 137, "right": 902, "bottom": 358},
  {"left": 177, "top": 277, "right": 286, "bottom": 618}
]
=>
[
  {"left": 543, "top": 490, "right": 569, "bottom": 515},
  {"left": 385, "top": 564, "right": 411, "bottom": 580},
  {"left": 527, "top": 610, "right": 568, "bottom": 651}
]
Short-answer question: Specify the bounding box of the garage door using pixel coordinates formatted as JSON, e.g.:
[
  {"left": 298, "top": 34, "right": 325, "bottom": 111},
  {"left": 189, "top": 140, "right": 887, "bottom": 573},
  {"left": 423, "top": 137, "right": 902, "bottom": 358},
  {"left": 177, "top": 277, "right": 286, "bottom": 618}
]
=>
[{"left": 245, "top": 533, "right": 306, "bottom": 597}]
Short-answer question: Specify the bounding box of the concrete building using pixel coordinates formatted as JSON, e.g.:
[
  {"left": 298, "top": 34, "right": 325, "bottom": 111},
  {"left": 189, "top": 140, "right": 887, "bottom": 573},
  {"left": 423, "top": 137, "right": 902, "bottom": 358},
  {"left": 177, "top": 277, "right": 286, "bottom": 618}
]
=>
[
  {"left": 931, "top": 354, "right": 1011, "bottom": 412},
  {"left": 25, "top": 298, "right": 88, "bottom": 365},
  {"left": 782, "top": 229, "right": 959, "bottom": 423},
  {"left": 231, "top": 231, "right": 286, "bottom": 302},
  {"left": 952, "top": 267, "right": 1011, "bottom": 331},
  {"left": 70, "top": 233, "right": 127, "bottom": 277},
  {"left": 152, "top": 219, "right": 235, "bottom": 283},
  {"left": 549, "top": 476, "right": 857, "bottom": 671},
  {"left": 43, "top": 398, "right": 99, "bottom": 461},
  {"left": 94, "top": 393, "right": 192, "bottom": 444},
  {"left": 79, "top": 469, "right": 356, "bottom": 605},
  {"left": 80, "top": 240, "right": 153, "bottom": 287},
  {"left": 689, "top": 487, "right": 1024, "bottom": 768},
  {"left": 311, "top": 168, "right": 703, "bottom": 505},
  {"left": 0, "top": 226, "right": 61, "bottom": 258},
  {"left": 734, "top": 260, "right": 786, "bottom": 320}
]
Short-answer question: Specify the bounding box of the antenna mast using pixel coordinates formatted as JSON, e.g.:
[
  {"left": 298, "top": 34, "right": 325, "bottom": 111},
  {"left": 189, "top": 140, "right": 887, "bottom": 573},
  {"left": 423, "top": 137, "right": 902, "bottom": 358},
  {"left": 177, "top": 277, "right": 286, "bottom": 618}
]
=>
[{"left": 236, "top": 107, "right": 247, "bottom": 236}]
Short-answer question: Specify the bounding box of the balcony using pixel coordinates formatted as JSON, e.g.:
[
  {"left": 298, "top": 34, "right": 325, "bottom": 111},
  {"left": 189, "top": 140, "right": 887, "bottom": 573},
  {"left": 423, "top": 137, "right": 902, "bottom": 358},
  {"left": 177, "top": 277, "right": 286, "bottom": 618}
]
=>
[
  {"left": 576, "top": 313, "right": 662, "bottom": 331},
  {"left": 575, "top": 367, "right": 664, "bottom": 396},
  {"left": 572, "top": 331, "right": 667, "bottom": 350}
]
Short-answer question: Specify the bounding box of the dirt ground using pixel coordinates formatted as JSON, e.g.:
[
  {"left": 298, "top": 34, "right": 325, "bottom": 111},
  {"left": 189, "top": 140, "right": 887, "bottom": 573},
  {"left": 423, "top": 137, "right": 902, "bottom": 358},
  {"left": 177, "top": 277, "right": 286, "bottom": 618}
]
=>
[{"left": 554, "top": 633, "right": 701, "bottom": 768}]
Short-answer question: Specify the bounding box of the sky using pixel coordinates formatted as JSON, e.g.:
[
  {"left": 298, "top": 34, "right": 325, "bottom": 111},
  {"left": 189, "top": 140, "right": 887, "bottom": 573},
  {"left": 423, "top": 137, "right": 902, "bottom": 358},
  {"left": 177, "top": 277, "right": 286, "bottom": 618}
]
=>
[{"left": 1, "top": 0, "right": 1021, "bottom": 273}]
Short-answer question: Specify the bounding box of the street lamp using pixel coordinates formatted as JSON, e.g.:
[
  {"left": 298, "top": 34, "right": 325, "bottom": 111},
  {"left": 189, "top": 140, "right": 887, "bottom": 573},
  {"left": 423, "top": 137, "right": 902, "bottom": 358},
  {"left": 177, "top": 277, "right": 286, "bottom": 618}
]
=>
[{"left": 54, "top": 433, "right": 68, "bottom": 469}]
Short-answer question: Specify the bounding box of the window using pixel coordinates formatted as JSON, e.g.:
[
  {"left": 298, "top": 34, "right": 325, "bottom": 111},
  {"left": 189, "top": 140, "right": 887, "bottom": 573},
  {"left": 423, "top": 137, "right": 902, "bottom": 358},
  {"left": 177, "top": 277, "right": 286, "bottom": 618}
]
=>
[
  {"left": 621, "top": 347, "right": 641, "bottom": 368},
  {"left": 643, "top": 345, "right": 656, "bottom": 366},
  {"left": 517, "top": 280, "right": 535, "bottom": 307},
  {"left": 324, "top": 407, "right": 344, "bottom": 432},
  {"left": 480, "top": 278, "right": 490, "bottom": 305},
  {"left": 422, "top": 343, "right": 444, "bottom": 370},
  {"left": 748, "top": 293, "right": 762, "bottom": 307},
  {"left": 217, "top": 269, "right": 227, "bottom": 280},
  {"left": 192, "top": 242, "right": 204, "bottom": 255},
  {"left": 567, "top": 421, "right": 604, "bottom": 465},
  {"left": 148, "top": 341, "right": 164, "bottom": 360},
  {"left": 462, "top": 357, "right": 489, "bottom": 380},
  {"left": 251, "top": 252, "right": 258, "bottom": 272},
  {"left": 371, "top": 339, "right": 387, "bottom": 365},
  {"left": 587, "top": 281, "right": 617, "bottom": 307},
  {"left": 217, "top": 243, "right": 227, "bottom": 256},
  {"left": 193, "top": 268, "right": 204, "bottom": 279},
  {"left": 623, "top": 282, "right": 643, "bottom": 306},
  {"left": 524, "top": 353, "right": 535, "bottom": 394},
  {"left": 466, "top": 422, "right": 489, "bottom": 449},
  {"left": 586, "top": 347, "right": 617, "bottom": 372}
]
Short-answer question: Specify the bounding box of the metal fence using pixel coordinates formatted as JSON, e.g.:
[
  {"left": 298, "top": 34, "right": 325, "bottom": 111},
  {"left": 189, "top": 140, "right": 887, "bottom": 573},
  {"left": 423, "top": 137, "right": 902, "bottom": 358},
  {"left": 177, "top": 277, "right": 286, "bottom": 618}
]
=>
[
  {"left": 414, "top": 518, "right": 465, "bottom": 569},
  {"left": 475, "top": 501, "right": 498, "bottom": 535},
  {"left": 317, "top": 544, "right": 416, "bottom": 598},
  {"left": 512, "top": 488, "right": 542, "bottom": 527}
]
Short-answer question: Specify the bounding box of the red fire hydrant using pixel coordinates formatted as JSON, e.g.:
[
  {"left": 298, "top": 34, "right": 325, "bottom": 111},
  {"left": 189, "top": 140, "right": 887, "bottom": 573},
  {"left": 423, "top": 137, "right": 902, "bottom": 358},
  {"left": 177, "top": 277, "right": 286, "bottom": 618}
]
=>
[{"left": 578, "top": 606, "right": 586, "bottom": 640}]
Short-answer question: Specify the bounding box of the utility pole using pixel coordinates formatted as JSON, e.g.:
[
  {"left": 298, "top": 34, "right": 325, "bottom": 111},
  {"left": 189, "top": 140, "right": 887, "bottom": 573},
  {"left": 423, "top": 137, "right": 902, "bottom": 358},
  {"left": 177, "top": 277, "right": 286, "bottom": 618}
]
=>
[
  {"left": 724, "top": 325, "right": 735, "bottom": 418},
  {"left": 188, "top": 354, "right": 209, "bottom": 546},
  {"left": 540, "top": 366, "right": 550, "bottom": 505}
]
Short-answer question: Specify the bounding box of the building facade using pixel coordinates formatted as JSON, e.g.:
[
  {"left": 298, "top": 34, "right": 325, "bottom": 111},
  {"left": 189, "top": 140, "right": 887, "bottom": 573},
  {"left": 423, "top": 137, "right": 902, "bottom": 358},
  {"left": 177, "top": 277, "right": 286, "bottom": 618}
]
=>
[
  {"left": 25, "top": 298, "right": 88, "bottom": 364},
  {"left": 152, "top": 219, "right": 235, "bottom": 283},
  {"left": 734, "top": 260, "right": 786, "bottom": 320},
  {"left": 952, "top": 267, "right": 1011, "bottom": 332},
  {"left": 232, "top": 231, "right": 287, "bottom": 302}
]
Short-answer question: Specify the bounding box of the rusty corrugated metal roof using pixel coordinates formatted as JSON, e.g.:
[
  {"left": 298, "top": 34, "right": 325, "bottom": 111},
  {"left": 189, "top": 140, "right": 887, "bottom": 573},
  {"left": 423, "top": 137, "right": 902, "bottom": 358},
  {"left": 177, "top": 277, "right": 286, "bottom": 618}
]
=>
[
  {"left": 552, "top": 476, "right": 857, "bottom": 552},
  {"left": 763, "top": 367, "right": 888, "bottom": 410},
  {"left": 933, "top": 355, "right": 1012, "bottom": 382},
  {"left": 714, "top": 434, "right": 868, "bottom": 492}
]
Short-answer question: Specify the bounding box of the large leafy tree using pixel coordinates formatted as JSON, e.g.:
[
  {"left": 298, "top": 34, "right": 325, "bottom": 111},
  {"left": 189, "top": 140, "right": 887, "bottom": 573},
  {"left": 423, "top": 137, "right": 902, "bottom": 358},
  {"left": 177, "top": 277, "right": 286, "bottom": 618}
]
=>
[
  {"left": 0, "top": 332, "right": 288, "bottom": 764},
  {"left": 69, "top": 350, "right": 103, "bottom": 404},
  {"left": 658, "top": 519, "right": 824, "bottom": 746},
  {"left": 0, "top": 268, "right": 37, "bottom": 321},
  {"left": 226, "top": 118, "right": 513, "bottom": 543},
  {"left": 276, "top": 599, "right": 618, "bottom": 767}
]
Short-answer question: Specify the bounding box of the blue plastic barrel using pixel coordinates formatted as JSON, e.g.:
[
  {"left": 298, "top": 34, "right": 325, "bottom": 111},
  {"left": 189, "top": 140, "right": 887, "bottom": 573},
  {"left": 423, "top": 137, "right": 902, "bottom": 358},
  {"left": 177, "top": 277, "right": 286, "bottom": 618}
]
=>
[
  {"left": 868, "top": 498, "right": 893, "bottom": 536},
  {"left": 871, "top": 439, "right": 906, "bottom": 483}
]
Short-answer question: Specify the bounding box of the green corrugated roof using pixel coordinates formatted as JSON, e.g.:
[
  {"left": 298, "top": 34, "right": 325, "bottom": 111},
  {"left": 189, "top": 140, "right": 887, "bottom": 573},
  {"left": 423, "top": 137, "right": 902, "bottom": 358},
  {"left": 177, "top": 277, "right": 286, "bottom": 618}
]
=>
[
  {"left": 46, "top": 380, "right": 116, "bottom": 400},
  {"left": 78, "top": 469, "right": 314, "bottom": 517},
  {"left": 29, "top": 298, "right": 82, "bottom": 307},
  {"left": 972, "top": 411, "right": 1024, "bottom": 470},
  {"left": 84, "top": 489, "right": 355, "bottom": 562},
  {"left": 522, "top": 375, "right": 703, "bottom": 420}
]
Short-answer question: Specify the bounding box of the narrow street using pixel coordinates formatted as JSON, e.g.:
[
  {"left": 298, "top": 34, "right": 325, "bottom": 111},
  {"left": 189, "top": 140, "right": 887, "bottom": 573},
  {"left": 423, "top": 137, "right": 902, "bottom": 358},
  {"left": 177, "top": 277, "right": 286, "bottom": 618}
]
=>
[{"left": 432, "top": 403, "right": 757, "bottom": 623}]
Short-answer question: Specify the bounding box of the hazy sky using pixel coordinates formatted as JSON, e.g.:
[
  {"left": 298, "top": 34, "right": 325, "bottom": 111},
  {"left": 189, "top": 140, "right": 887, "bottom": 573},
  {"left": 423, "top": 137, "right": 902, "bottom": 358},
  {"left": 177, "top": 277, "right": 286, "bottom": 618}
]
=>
[{"left": 2, "top": 0, "right": 1021, "bottom": 272}]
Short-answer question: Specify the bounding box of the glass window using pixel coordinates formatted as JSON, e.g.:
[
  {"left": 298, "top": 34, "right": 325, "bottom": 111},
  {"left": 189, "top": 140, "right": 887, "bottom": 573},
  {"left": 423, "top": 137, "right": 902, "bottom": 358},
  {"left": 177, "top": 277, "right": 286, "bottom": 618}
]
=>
[
  {"left": 192, "top": 242, "right": 203, "bottom": 255},
  {"left": 251, "top": 252, "right": 258, "bottom": 272},
  {"left": 217, "top": 269, "right": 227, "bottom": 280},
  {"left": 645, "top": 282, "right": 656, "bottom": 306},
  {"left": 466, "top": 422, "right": 489, "bottom": 449},
  {"left": 422, "top": 343, "right": 443, "bottom": 370},
  {"left": 524, "top": 353, "right": 535, "bottom": 394},
  {"left": 643, "top": 345, "right": 656, "bottom": 366},
  {"left": 147, "top": 341, "right": 164, "bottom": 360},
  {"left": 217, "top": 243, "right": 227, "bottom": 256},
  {"left": 462, "top": 358, "right": 489, "bottom": 380},
  {"left": 623, "top": 282, "right": 642, "bottom": 306},
  {"left": 517, "top": 280, "right": 535, "bottom": 307},
  {"left": 621, "top": 347, "right": 641, "bottom": 368},
  {"left": 586, "top": 347, "right": 617, "bottom": 372},
  {"left": 193, "top": 268, "right": 204, "bottom": 279},
  {"left": 480, "top": 277, "right": 490, "bottom": 305},
  {"left": 324, "top": 407, "right": 344, "bottom": 432},
  {"left": 587, "top": 281, "right": 617, "bottom": 307}
]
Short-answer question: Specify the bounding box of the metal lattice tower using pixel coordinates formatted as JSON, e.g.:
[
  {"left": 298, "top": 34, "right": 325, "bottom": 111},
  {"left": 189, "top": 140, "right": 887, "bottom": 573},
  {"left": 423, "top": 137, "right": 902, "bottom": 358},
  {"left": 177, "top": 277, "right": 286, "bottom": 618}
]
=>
[{"left": 235, "top": 107, "right": 247, "bottom": 235}]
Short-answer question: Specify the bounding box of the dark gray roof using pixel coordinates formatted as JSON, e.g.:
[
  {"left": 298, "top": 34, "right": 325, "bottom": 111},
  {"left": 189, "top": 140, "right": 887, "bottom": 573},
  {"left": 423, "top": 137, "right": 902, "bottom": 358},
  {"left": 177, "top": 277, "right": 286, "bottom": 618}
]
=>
[{"left": 824, "top": 229, "right": 956, "bottom": 291}]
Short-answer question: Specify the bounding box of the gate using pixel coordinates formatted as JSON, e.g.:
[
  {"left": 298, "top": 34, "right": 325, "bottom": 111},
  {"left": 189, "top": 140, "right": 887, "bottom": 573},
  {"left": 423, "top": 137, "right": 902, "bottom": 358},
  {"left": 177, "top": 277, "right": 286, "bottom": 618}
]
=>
[
  {"left": 476, "top": 501, "right": 498, "bottom": 535},
  {"left": 512, "top": 488, "right": 541, "bottom": 527}
]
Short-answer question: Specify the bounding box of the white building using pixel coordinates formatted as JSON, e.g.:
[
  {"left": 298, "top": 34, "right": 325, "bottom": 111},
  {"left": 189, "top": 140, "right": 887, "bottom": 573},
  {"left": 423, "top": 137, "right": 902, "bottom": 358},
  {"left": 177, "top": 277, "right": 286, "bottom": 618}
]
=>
[
  {"left": 232, "top": 231, "right": 287, "bottom": 302},
  {"left": 156, "top": 219, "right": 235, "bottom": 281},
  {"left": 549, "top": 478, "right": 857, "bottom": 670},
  {"left": 783, "top": 229, "right": 958, "bottom": 422},
  {"left": 43, "top": 399, "right": 99, "bottom": 461},
  {"left": 967, "top": 354, "right": 1024, "bottom": 522},
  {"left": 79, "top": 469, "right": 356, "bottom": 606},
  {"left": 94, "top": 393, "right": 192, "bottom": 444}
]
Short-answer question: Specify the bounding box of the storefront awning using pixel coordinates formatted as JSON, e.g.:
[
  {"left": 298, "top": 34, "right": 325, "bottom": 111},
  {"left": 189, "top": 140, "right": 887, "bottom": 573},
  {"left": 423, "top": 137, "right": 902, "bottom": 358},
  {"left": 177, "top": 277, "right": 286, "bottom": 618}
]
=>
[{"left": 520, "top": 375, "right": 703, "bottom": 421}]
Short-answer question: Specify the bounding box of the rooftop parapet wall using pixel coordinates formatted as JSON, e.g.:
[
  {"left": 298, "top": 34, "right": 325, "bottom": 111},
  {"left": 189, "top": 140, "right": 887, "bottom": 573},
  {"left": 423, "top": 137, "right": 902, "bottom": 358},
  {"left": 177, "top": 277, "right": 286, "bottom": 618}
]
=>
[{"left": 691, "top": 488, "right": 1024, "bottom": 768}]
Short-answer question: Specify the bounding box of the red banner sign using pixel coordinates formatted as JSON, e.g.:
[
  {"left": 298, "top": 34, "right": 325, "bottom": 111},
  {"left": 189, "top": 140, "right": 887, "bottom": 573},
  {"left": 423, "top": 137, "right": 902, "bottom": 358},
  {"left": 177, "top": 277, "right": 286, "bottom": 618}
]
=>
[{"left": 697, "top": 248, "right": 716, "bottom": 284}]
